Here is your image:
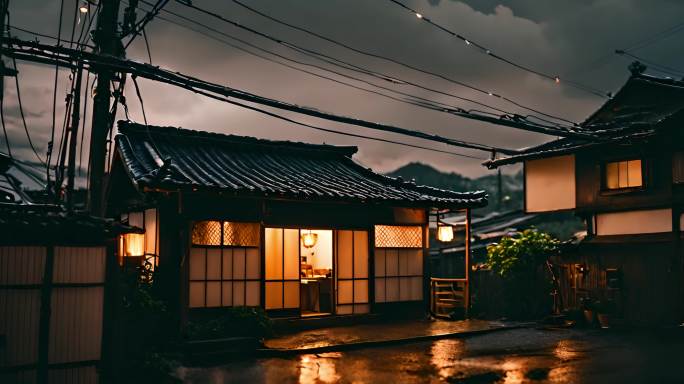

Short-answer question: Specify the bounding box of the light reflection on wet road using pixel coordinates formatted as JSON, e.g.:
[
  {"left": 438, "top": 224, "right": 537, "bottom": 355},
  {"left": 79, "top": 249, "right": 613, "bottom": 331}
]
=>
[{"left": 177, "top": 328, "right": 684, "bottom": 383}]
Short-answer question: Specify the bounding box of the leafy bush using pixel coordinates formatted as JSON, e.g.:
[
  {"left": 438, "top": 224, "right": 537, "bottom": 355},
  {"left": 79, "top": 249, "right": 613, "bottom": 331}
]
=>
[
  {"left": 486, "top": 229, "right": 559, "bottom": 319},
  {"left": 185, "top": 307, "right": 273, "bottom": 340}
]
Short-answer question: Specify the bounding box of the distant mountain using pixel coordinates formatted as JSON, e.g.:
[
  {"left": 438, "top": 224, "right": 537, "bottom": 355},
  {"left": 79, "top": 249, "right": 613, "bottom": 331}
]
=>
[{"left": 386, "top": 162, "right": 523, "bottom": 213}]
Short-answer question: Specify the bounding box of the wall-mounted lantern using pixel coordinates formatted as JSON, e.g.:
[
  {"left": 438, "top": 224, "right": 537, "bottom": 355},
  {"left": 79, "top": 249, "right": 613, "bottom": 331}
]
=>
[
  {"left": 437, "top": 225, "right": 454, "bottom": 242},
  {"left": 119, "top": 233, "right": 145, "bottom": 257}
]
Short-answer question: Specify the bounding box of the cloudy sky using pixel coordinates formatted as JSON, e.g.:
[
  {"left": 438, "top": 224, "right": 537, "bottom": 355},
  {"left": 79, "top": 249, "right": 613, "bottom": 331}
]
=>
[{"left": 4, "top": 0, "right": 684, "bottom": 178}]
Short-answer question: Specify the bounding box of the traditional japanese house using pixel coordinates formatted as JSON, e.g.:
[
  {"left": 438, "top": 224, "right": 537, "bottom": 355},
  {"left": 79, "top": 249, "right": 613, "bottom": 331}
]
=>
[
  {"left": 107, "top": 121, "right": 486, "bottom": 326},
  {"left": 485, "top": 73, "right": 684, "bottom": 325}
]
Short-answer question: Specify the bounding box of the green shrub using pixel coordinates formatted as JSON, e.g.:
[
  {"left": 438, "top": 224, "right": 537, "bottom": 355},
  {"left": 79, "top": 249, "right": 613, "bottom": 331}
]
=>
[{"left": 486, "top": 229, "right": 559, "bottom": 319}]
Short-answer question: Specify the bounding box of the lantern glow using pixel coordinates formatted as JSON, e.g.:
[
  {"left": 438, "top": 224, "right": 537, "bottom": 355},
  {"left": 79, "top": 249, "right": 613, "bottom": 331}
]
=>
[
  {"left": 301, "top": 231, "right": 318, "bottom": 248},
  {"left": 120, "top": 233, "right": 145, "bottom": 257},
  {"left": 437, "top": 226, "right": 454, "bottom": 242}
]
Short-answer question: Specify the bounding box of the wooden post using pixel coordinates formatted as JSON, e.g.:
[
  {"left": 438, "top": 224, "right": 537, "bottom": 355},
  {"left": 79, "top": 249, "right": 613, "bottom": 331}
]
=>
[
  {"left": 87, "top": 0, "right": 121, "bottom": 216},
  {"left": 465, "top": 208, "right": 471, "bottom": 317},
  {"left": 37, "top": 245, "right": 55, "bottom": 383}
]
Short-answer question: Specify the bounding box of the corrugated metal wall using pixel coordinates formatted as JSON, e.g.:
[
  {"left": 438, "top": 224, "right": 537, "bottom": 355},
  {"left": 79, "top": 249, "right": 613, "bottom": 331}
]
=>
[{"left": 0, "top": 246, "right": 107, "bottom": 384}]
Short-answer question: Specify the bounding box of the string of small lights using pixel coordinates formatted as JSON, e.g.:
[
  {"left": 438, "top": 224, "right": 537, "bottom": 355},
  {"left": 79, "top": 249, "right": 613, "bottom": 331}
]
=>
[
  {"left": 123, "top": 6, "right": 584, "bottom": 139},
  {"left": 125, "top": 1, "right": 511, "bottom": 119},
  {"left": 172, "top": 0, "right": 586, "bottom": 132},
  {"left": 173, "top": 0, "right": 579, "bottom": 129},
  {"left": 387, "top": 0, "right": 609, "bottom": 99},
  {"left": 227, "top": 0, "right": 579, "bottom": 127}
]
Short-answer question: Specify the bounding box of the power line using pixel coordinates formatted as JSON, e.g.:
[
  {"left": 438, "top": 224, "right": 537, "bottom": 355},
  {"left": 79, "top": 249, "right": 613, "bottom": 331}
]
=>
[
  {"left": 146, "top": 0, "right": 516, "bottom": 119},
  {"left": 123, "top": 0, "right": 169, "bottom": 48},
  {"left": 3, "top": 10, "right": 45, "bottom": 165},
  {"left": 127, "top": 1, "right": 589, "bottom": 139},
  {"left": 615, "top": 50, "right": 684, "bottom": 78},
  {"left": 11, "top": 57, "right": 45, "bottom": 164},
  {"left": 130, "top": 3, "right": 517, "bottom": 123},
  {"left": 174, "top": 0, "right": 576, "bottom": 128},
  {"left": 227, "top": 0, "right": 579, "bottom": 127},
  {"left": 0, "top": 96, "right": 11, "bottom": 158},
  {"left": 7, "top": 37, "right": 533, "bottom": 154},
  {"left": 129, "top": 74, "right": 486, "bottom": 160},
  {"left": 623, "top": 21, "right": 684, "bottom": 52},
  {"left": 47, "top": 0, "right": 66, "bottom": 186},
  {"left": 386, "top": 0, "right": 609, "bottom": 99},
  {"left": 8, "top": 26, "right": 94, "bottom": 49}
]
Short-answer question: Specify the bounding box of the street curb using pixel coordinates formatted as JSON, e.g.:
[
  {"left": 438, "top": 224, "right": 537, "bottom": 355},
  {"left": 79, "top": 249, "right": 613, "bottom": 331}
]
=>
[{"left": 257, "top": 323, "right": 535, "bottom": 357}]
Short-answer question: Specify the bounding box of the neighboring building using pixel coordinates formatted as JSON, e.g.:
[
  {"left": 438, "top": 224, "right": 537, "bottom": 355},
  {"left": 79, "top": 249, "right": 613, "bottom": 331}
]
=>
[
  {"left": 106, "top": 121, "right": 486, "bottom": 325},
  {"left": 0, "top": 203, "right": 140, "bottom": 384},
  {"left": 486, "top": 74, "right": 684, "bottom": 326}
]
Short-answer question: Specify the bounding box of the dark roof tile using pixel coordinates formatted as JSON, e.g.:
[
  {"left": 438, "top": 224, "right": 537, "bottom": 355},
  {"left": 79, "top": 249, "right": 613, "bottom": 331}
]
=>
[{"left": 115, "top": 121, "right": 487, "bottom": 208}]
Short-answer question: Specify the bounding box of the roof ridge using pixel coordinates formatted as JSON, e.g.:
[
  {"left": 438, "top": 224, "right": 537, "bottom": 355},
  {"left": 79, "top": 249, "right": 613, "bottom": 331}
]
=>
[{"left": 117, "top": 121, "right": 358, "bottom": 156}]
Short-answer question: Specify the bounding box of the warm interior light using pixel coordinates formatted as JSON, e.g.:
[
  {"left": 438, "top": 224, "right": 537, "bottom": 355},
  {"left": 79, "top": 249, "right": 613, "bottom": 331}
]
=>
[
  {"left": 120, "top": 233, "right": 145, "bottom": 257},
  {"left": 79, "top": 5, "right": 89, "bottom": 13},
  {"left": 437, "top": 226, "right": 454, "bottom": 242},
  {"left": 301, "top": 231, "right": 318, "bottom": 248}
]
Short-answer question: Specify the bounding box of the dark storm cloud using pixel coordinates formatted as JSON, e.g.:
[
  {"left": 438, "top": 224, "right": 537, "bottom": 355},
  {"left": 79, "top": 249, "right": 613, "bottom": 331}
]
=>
[{"left": 2, "top": 0, "right": 684, "bottom": 177}]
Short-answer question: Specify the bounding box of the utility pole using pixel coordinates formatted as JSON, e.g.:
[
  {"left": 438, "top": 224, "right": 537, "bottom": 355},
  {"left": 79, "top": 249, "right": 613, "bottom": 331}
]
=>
[
  {"left": 87, "top": 0, "right": 121, "bottom": 216},
  {"left": 66, "top": 63, "right": 83, "bottom": 211}
]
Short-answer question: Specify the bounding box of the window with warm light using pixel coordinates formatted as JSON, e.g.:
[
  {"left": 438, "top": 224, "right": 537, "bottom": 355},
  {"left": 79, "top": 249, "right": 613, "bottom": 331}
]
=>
[
  {"left": 605, "top": 159, "right": 642, "bottom": 189},
  {"left": 119, "top": 209, "right": 159, "bottom": 268},
  {"left": 189, "top": 221, "right": 261, "bottom": 308},
  {"left": 374, "top": 225, "right": 424, "bottom": 303}
]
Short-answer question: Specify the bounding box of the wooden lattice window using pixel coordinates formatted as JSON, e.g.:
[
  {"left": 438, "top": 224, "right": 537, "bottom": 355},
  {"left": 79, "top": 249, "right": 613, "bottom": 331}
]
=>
[
  {"left": 189, "top": 221, "right": 261, "bottom": 308},
  {"left": 191, "top": 221, "right": 259, "bottom": 246},
  {"left": 374, "top": 225, "right": 422, "bottom": 248},
  {"left": 373, "top": 225, "right": 423, "bottom": 303}
]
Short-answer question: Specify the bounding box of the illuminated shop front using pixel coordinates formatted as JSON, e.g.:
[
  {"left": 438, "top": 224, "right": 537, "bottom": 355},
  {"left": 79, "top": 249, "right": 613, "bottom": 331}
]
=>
[{"left": 108, "top": 121, "right": 486, "bottom": 322}]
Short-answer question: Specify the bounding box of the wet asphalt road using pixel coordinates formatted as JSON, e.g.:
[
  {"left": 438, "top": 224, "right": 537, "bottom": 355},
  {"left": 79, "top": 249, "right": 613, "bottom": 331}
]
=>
[{"left": 177, "top": 327, "right": 684, "bottom": 383}]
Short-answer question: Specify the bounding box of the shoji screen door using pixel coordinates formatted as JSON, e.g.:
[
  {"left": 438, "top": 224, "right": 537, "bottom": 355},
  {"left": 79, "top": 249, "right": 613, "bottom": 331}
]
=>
[
  {"left": 335, "top": 230, "right": 370, "bottom": 314},
  {"left": 264, "top": 228, "right": 300, "bottom": 311}
]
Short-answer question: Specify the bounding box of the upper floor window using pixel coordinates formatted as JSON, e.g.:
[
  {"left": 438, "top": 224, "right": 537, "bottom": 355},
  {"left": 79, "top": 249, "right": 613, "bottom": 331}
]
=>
[{"left": 605, "top": 159, "right": 642, "bottom": 190}]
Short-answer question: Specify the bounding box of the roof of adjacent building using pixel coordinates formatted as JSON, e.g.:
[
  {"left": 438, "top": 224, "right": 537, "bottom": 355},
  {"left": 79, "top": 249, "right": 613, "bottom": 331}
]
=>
[
  {"left": 114, "top": 121, "right": 487, "bottom": 209},
  {"left": 485, "top": 74, "right": 684, "bottom": 168},
  {"left": 0, "top": 203, "right": 142, "bottom": 244}
]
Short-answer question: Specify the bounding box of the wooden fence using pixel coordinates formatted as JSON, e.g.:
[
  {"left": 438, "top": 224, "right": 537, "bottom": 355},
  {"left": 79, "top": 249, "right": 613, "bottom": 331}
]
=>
[{"left": 0, "top": 245, "right": 108, "bottom": 384}]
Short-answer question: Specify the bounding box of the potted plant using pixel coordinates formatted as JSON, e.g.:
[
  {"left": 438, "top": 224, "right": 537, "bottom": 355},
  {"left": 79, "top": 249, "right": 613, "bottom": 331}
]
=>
[{"left": 580, "top": 297, "right": 595, "bottom": 326}]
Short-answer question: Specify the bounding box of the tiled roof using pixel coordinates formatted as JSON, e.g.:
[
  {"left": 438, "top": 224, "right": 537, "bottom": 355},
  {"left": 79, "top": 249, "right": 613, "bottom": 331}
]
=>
[
  {"left": 0, "top": 203, "right": 142, "bottom": 244},
  {"left": 115, "top": 121, "right": 487, "bottom": 209},
  {"left": 485, "top": 74, "right": 684, "bottom": 168}
]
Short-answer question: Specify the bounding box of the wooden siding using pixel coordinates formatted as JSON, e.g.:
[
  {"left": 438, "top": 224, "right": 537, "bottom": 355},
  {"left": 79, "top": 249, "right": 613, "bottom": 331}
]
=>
[
  {"left": 0, "top": 246, "right": 44, "bottom": 370},
  {"left": 554, "top": 241, "right": 679, "bottom": 326},
  {"left": 0, "top": 246, "right": 107, "bottom": 384}
]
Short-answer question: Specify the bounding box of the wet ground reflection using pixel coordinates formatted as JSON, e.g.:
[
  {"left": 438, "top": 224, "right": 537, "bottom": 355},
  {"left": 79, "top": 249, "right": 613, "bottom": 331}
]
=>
[{"left": 177, "top": 328, "right": 684, "bottom": 383}]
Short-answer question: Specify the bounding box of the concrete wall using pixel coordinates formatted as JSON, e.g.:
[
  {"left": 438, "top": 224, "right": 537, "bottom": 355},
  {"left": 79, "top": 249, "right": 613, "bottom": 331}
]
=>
[{"left": 525, "top": 155, "right": 576, "bottom": 213}]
